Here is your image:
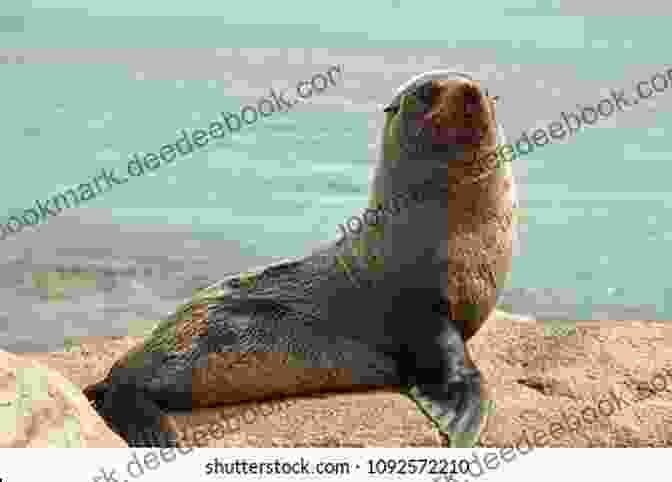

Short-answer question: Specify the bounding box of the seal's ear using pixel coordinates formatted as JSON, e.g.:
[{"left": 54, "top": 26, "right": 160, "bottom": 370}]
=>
[
  {"left": 484, "top": 88, "right": 500, "bottom": 103},
  {"left": 381, "top": 100, "right": 403, "bottom": 160}
]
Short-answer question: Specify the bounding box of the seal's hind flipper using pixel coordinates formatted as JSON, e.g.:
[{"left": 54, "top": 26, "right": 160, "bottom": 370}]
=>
[{"left": 91, "top": 382, "right": 178, "bottom": 447}]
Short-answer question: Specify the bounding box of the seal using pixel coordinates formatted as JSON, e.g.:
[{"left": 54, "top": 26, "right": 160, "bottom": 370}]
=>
[{"left": 83, "top": 70, "right": 516, "bottom": 448}]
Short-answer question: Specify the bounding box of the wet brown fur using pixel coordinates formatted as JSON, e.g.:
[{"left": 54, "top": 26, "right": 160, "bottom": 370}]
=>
[
  {"left": 86, "top": 78, "right": 511, "bottom": 443},
  {"left": 90, "top": 79, "right": 508, "bottom": 405},
  {"left": 424, "top": 78, "right": 512, "bottom": 346}
]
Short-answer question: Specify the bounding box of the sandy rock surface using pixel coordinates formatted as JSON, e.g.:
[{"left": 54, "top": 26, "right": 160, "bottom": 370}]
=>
[
  {"left": 0, "top": 350, "right": 126, "bottom": 448},
  {"left": 13, "top": 311, "right": 672, "bottom": 447}
]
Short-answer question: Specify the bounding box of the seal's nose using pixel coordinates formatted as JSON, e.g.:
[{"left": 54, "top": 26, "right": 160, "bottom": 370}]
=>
[
  {"left": 460, "top": 83, "right": 483, "bottom": 118},
  {"left": 424, "top": 79, "right": 490, "bottom": 146}
]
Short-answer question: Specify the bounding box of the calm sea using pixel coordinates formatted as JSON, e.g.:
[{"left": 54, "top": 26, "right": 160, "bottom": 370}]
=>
[{"left": 1, "top": 2, "right": 671, "bottom": 351}]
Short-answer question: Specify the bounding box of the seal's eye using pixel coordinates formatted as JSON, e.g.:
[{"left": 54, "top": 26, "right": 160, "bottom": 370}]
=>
[{"left": 414, "top": 81, "right": 434, "bottom": 106}]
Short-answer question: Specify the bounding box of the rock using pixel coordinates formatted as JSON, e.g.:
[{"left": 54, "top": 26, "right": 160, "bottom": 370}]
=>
[
  {"left": 164, "top": 389, "right": 444, "bottom": 448},
  {"left": 472, "top": 314, "right": 672, "bottom": 447},
  {"left": 0, "top": 350, "right": 127, "bottom": 447},
  {"left": 13, "top": 312, "right": 672, "bottom": 447}
]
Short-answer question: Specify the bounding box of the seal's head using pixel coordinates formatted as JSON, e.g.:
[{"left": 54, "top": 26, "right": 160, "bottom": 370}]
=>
[
  {"left": 370, "top": 70, "right": 512, "bottom": 215},
  {"left": 381, "top": 71, "right": 502, "bottom": 176}
]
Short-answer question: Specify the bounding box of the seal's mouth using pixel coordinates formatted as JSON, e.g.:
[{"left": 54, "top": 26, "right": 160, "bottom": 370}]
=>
[{"left": 423, "top": 80, "right": 495, "bottom": 146}]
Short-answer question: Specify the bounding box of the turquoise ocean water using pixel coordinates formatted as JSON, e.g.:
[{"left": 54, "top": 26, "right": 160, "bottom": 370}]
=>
[{"left": 1, "top": 1, "right": 671, "bottom": 350}]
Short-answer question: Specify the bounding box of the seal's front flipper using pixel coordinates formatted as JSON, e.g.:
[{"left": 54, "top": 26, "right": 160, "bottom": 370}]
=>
[
  {"left": 402, "top": 375, "right": 480, "bottom": 447},
  {"left": 403, "top": 377, "right": 494, "bottom": 447},
  {"left": 400, "top": 317, "right": 491, "bottom": 447}
]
